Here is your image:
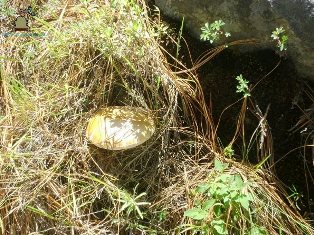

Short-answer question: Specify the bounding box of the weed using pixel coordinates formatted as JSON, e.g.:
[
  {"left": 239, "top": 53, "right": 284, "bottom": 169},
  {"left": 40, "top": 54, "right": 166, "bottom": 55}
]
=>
[
  {"left": 183, "top": 159, "right": 266, "bottom": 234},
  {"left": 0, "top": 0, "right": 212, "bottom": 233},
  {"left": 271, "top": 27, "right": 288, "bottom": 52},
  {"left": 200, "top": 20, "right": 231, "bottom": 44},
  {"left": 223, "top": 145, "right": 235, "bottom": 158},
  {"left": 117, "top": 186, "right": 150, "bottom": 220},
  {"left": 235, "top": 74, "right": 251, "bottom": 98},
  {"left": 1, "top": 0, "right": 313, "bottom": 234},
  {"left": 287, "top": 185, "right": 302, "bottom": 210}
]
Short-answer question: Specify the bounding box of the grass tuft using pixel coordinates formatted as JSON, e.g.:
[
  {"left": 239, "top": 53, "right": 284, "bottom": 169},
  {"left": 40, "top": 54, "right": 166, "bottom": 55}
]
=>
[{"left": 0, "top": 0, "right": 313, "bottom": 234}]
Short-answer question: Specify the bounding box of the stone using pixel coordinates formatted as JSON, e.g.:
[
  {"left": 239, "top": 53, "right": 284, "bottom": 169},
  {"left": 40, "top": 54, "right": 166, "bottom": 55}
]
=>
[{"left": 155, "top": 0, "right": 314, "bottom": 80}]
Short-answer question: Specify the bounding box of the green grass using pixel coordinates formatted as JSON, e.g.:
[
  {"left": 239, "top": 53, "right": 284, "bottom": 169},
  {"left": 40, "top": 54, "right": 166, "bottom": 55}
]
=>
[{"left": 0, "top": 0, "right": 313, "bottom": 234}]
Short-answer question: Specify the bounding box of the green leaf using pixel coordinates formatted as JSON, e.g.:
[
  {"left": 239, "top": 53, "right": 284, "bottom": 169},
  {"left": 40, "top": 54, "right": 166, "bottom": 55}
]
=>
[
  {"left": 203, "top": 199, "right": 216, "bottom": 210},
  {"left": 229, "top": 190, "right": 238, "bottom": 199},
  {"left": 215, "top": 182, "right": 228, "bottom": 189},
  {"left": 233, "top": 213, "right": 240, "bottom": 222},
  {"left": 158, "top": 210, "right": 167, "bottom": 221},
  {"left": 214, "top": 159, "right": 228, "bottom": 172},
  {"left": 248, "top": 226, "right": 268, "bottom": 235},
  {"left": 282, "top": 35, "right": 288, "bottom": 42},
  {"left": 184, "top": 208, "right": 208, "bottom": 220},
  {"left": 230, "top": 174, "right": 244, "bottom": 190},
  {"left": 215, "top": 185, "right": 229, "bottom": 196},
  {"left": 213, "top": 205, "right": 223, "bottom": 216},
  {"left": 223, "top": 196, "right": 231, "bottom": 204},
  {"left": 223, "top": 145, "right": 234, "bottom": 158},
  {"left": 216, "top": 173, "right": 230, "bottom": 183},
  {"left": 194, "top": 199, "right": 202, "bottom": 207},
  {"left": 211, "top": 219, "right": 228, "bottom": 235},
  {"left": 235, "top": 74, "right": 250, "bottom": 97},
  {"left": 196, "top": 183, "right": 211, "bottom": 194},
  {"left": 209, "top": 184, "right": 218, "bottom": 195},
  {"left": 236, "top": 195, "right": 250, "bottom": 211}
]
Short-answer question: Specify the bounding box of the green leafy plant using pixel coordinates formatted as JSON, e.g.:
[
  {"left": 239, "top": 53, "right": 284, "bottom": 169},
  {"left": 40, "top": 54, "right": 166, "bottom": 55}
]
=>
[
  {"left": 223, "top": 145, "right": 234, "bottom": 158},
  {"left": 157, "top": 210, "right": 167, "bottom": 222},
  {"left": 117, "top": 185, "right": 150, "bottom": 220},
  {"left": 183, "top": 159, "right": 267, "bottom": 235},
  {"left": 200, "top": 20, "right": 231, "bottom": 44},
  {"left": 287, "top": 185, "right": 302, "bottom": 210},
  {"left": 235, "top": 74, "right": 250, "bottom": 98},
  {"left": 271, "top": 27, "right": 288, "bottom": 52}
]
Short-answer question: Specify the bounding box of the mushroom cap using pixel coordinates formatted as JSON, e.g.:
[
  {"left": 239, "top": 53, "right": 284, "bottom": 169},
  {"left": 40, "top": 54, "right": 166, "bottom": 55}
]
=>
[{"left": 86, "top": 106, "right": 155, "bottom": 150}]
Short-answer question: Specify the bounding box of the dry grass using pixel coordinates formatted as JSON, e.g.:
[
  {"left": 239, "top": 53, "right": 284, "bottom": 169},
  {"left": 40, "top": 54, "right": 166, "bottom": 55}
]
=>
[
  {"left": 0, "top": 0, "right": 313, "bottom": 234},
  {"left": 153, "top": 154, "right": 313, "bottom": 234}
]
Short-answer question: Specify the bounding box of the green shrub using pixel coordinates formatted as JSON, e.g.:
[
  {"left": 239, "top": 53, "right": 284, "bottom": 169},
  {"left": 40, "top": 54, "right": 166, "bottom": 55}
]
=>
[{"left": 183, "top": 159, "right": 267, "bottom": 235}]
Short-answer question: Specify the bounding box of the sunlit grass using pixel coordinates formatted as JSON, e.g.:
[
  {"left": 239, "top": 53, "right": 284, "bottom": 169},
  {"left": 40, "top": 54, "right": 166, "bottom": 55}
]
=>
[{"left": 0, "top": 0, "right": 313, "bottom": 234}]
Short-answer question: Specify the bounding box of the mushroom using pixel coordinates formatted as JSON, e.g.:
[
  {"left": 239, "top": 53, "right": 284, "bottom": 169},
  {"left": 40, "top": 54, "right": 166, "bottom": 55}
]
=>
[{"left": 86, "top": 106, "right": 155, "bottom": 150}]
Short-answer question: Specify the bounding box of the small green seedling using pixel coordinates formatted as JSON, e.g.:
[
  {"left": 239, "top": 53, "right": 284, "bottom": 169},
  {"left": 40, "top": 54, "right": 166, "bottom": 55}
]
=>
[
  {"left": 271, "top": 27, "right": 288, "bottom": 52},
  {"left": 287, "top": 185, "right": 302, "bottom": 210},
  {"left": 235, "top": 74, "right": 250, "bottom": 98},
  {"left": 200, "top": 20, "right": 231, "bottom": 44},
  {"left": 223, "top": 145, "right": 234, "bottom": 158}
]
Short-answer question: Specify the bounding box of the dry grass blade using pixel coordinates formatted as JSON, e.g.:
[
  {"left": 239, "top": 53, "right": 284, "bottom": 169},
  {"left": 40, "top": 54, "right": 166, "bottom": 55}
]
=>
[{"left": 0, "top": 0, "right": 313, "bottom": 234}]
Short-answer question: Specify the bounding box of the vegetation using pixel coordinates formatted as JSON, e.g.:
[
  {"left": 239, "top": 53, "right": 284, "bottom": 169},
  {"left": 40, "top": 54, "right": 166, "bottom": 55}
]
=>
[
  {"left": 200, "top": 20, "right": 231, "bottom": 44},
  {"left": 271, "top": 27, "right": 288, "bottom": 52},
  {"left": 235, "top": 74, "right": 251, "bottom": 98},
  {"left": 0, "top": 0, "right": 16, "bottom": 20},
  {"left": 183, "top": 159, "right": 264, "bottom": 235},
  {"left": 0, "top": 0, "right": 313, "bottom": 234}
]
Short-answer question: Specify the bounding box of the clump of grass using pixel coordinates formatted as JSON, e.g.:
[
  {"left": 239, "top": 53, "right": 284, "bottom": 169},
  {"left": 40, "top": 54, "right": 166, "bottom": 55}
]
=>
[
  {"left": 0, "top": 0, "right": 211, "bottom": 233},
  {"left": 151, "top": 155, "right": 314, "bottom": 234},
  {"left": 0, "top": 0, "right": 17, "bottom": 34},
  {"left": 289, "top": 82, "right": 314, "bottom": 214},
  {"left": 0, "top": 0, "right": 313, "bottom": 234}
]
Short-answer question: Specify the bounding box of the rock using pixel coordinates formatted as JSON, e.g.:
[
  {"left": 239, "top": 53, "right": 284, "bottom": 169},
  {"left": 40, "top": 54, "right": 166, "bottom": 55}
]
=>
[{"left": 155, "top": 0, "right": 314, "bottom": 80}]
